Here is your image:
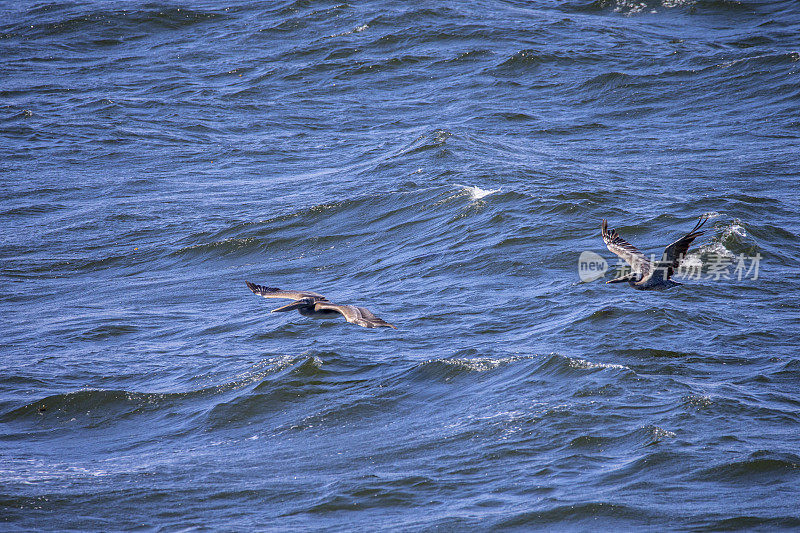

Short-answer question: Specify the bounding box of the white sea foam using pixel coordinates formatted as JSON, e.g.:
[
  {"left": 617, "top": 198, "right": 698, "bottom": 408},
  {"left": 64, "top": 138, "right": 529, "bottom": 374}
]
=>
[
  {"left": 435, "top": 355, "right": 525, "bottom": 372},
  {"left": 694, "top": 217, "right": 746, "bottom": 259},
  {"left": 567, "top": 357, "right": 629, "bottom": 372},
  {"left": 724, "top": 221, "right": 747, "bottom": 239},
  {"left": 611, "top": 0, "right": 695, "bottom": 15},
  {"left": 461, "top": 185, "right": 500, "bottom": 200},
  {"left": 331, "top": 23, "right": 369, "bottom": 37},
  {"left": 647, "top": 425, "right": 676, "bottom": 441}
]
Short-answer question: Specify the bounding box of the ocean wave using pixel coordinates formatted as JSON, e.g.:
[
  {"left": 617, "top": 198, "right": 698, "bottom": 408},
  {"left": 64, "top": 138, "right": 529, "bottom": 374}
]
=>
[
  {"left": 413, "top": 353, "right": 632, "bottom": 384},
  {"left": 573, "top": 0, "right": 753, "bottom": 16},
  {"left": 684, "top": 394, "right": 713, "bottom": 409},
  {"left": 171, "top": 194, "right": 384, "bottom": 259},
  {"left": 497, "top": 502, "right": 655, "bottom": 528},
  {"left": 338, "top": 54, "right": 436, "bottom": 78},
  {"left": 206, "top": 353, "right": 394, "bottom": 430},
  {"left": 419, "top": 354, "right": 530, "bottom": 374},
  {"left": 537, "top": 353, "right": 633, "bottom": 377},
  {"left": 0, "top": 457, "right": 127, "bottom": 484},
  {"left": 489, "top": 49, "right": 584, "bottom": 77},
  {"left": 2, "top": 5, "right": 228, "bottom": 41},
  {"left": 396, "top": 129, "right": 453, "bottom": 158},
  {"left": 694, "top": 451, "right": 800, "bottom": 482},
  {"left": 568, "top": 424, "right": 675, "bottom": 451},
  {"left": 1, "top": 355, "right": 305, "bottom": 424},
  {"left": 600, "top": 0, "right": 696, "bottom": 15},
  {"left": 172, "top": 181, "right": 510, "bottom": 264},
  {"left": 1, "top": 389, "right": 172, "bottom": 424},
  {"left": 614, "top": 347, "right": 706, "bottom": 359},
  {"left": 696, "top": 395, "right": 800, "bottom": 424},
  {"left": 17, "top": 252, "right": 139, "bottom": 276},
  {"left": 0, "top": 203, "right": 67, "bottom": 217}
]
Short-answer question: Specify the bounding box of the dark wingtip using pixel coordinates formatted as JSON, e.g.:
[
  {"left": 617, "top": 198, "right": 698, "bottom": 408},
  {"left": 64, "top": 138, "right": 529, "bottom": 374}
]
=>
[
  {"left": 246, "top": 282, "right": 282, "bottom": 296},
  {"left": 691, "top": 214, "right": 709, "bottom": 233}
]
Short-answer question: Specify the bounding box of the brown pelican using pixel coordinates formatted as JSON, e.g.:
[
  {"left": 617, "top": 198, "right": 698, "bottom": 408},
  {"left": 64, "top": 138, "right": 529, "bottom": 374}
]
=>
[
  {"left": 601, "top": 216, "right": 708, "bottom": 290},
  {"left": 246, "top": 281, "right": 397, "bottom": 329}
]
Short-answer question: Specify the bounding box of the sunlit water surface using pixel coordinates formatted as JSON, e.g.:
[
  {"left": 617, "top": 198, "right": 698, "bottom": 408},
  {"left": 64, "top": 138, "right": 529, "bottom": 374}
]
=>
[{"left": 2, "top": 0, "right": 800, "bottom": 529}]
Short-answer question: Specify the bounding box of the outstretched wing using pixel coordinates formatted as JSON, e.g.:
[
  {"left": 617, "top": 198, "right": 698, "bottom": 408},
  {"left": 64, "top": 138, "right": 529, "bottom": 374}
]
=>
[
  {"left": 660, "top": 215, "right": 708, "bottom": 275},
  {"left": 270, "top": 298, "right": 316, "bottom": 313},
  {"left": 313, "top": 301, "right": 397, "bottom": 329},
  {"left": 601, "top": 219, "right": 651, "bottom": 276},
  {"left": 246, "top": 281, "right": 326, "bottom": 301}
]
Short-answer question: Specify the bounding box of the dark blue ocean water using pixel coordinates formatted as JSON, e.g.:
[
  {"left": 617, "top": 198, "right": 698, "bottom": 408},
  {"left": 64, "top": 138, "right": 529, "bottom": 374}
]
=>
[{"left": 2, "top": 0, "right": 800, "bottom": 530}]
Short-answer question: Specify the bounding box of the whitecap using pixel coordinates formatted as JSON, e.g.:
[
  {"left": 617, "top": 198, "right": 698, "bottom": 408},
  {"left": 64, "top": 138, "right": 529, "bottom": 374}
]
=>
[
  {"left": 724, "top": 222, "right": 747, "bottom": 238},
  {"left": 460, "top": 185, "right": 500, "bottom": 200},
  {"left": 694, "top": 217, "right": 747, "bottom": 259},
  {"left": 432, "top": 355, "right": 528, "bottom": 372},
  {"left": 567, "top": 357, "right": 629, "bottom": 371},
  {"left": 330, "top": 23, "right": 369, "bottom": 37},
  {"left": 647, "top": 425, "right": 677, "bottom": 441}
]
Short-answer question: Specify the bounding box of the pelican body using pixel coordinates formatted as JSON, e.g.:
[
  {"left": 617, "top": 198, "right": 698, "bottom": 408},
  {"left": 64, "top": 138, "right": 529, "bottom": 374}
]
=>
[
  {"left": 601, "top": 216, "right": 708, "bottom": 290},
  {"left": 246, "top": 281, "right": 396, "bottom": 329}
]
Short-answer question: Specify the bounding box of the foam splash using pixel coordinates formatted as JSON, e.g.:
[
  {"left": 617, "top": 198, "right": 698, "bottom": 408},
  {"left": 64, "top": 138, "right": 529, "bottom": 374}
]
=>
[
  {"left": 226, "top": 354, "right": 299, "bottom": 389},
  {"left": 602, "top": 0, "right": 695, "bottom": 15},
  {"left": 567, "top": 357, "right": 629, "bottom": 372},
  {"left": 331, "top": 23, "right": 369, "bottom": 37},
  {"left": 461, "top": 185, "right": 500, "bottom": 200},
  {"left": 694, "top": 216, "right": 754, "bottom": 261},
  {"left": 433, "top": 355, "right": 527, "bottom": 372},
  {"left": 645, "top": 425, "right": 677, "bottom": 445},
  {"left": 723, "top": 221, "right": 747, "bottom": 239}
]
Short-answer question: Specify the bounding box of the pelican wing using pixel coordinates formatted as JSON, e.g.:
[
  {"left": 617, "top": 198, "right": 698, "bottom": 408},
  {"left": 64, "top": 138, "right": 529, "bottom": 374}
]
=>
[
  {"left": 246, "top": 281, "right": 326, "bottom": 301},
  {"left": 601, "top": 219, "right": 651, "bottom": 276},
  {"left": 661, "top": 215, "right": 708, "bottom": 270},
  {"left": 270, "top": 298, "right": 316, "bottom": 313},
  {"left": 313, "top": 301, "right": 397, "bottom": 329}
]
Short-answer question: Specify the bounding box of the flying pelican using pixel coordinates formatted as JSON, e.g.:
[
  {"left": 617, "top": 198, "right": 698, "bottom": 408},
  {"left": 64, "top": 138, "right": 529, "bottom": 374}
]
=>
[
  {"left": 601, "top": 216, "right": 708, "bottom": 290},
  {"left": 246, "top": 281, "right": 397, "bottom": 329}
]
